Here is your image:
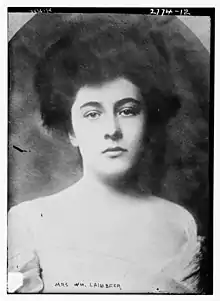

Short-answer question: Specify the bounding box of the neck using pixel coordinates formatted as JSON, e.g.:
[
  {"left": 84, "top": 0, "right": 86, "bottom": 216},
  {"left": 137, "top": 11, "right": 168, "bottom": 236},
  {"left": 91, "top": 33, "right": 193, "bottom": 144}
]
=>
[{"left": 80, "top": 167, "right": 150, "bottom": 202}]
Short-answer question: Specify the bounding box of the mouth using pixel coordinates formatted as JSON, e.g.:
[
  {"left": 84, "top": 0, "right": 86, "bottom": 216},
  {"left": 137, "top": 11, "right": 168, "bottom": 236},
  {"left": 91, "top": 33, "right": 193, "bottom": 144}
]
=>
[{"left": 102, "top": 147, "right": 127, "bottom": 157}]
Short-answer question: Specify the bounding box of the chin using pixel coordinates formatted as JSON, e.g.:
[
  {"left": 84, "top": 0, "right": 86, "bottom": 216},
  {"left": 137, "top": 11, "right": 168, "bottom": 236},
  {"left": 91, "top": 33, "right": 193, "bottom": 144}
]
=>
[{"left": 97, "top": 164, "right": 134, "bottom": 180}]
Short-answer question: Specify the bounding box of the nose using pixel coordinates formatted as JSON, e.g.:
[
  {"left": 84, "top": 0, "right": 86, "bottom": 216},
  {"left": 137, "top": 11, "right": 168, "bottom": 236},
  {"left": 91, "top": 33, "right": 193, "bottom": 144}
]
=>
[{"left": 104, "top": 116, "right": 122, "bottom": 141}]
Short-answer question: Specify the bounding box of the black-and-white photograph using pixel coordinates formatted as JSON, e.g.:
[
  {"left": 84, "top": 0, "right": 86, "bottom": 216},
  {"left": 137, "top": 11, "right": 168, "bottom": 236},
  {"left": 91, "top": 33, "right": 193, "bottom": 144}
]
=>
[{"left": 7, "top": 9, "right": 213, "bottom": 294}]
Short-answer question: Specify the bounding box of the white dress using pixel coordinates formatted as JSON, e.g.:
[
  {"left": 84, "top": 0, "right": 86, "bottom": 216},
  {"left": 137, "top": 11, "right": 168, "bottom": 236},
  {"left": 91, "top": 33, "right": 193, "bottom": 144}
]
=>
[{"left": 7, "top": 189, "right": 202, "bottom": 294}]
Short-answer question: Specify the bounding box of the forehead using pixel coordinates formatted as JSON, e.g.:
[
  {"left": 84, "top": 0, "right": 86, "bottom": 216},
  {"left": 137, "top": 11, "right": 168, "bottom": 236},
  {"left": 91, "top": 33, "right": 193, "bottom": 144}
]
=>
[{"left": 74, "top": 77, "right": 140, "bottom": 107}]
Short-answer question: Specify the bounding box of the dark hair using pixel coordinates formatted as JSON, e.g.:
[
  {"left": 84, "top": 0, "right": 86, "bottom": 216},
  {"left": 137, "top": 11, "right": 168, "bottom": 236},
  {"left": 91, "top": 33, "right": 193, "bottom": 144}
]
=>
[
  {"left": 34, "top": 14, "right": 209, "bottom": 202},
  {"left": 34, "top": 14, "right": 182, "bottom": 135}
]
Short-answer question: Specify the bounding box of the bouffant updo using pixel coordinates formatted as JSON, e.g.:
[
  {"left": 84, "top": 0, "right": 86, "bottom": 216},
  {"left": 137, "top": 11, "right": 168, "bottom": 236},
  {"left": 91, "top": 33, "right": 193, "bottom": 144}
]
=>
[
  {"left": 34, "top": 14, "right": 183, "bottom": 136},
  {"left": 34, "top": 14, "right": 209, "bottom": 216}
]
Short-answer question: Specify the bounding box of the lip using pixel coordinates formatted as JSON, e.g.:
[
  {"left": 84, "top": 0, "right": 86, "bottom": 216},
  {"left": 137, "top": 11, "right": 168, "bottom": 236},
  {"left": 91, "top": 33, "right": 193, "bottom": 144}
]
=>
[{"left": 102, "top": 147, "right": 127, "bottom": 154}]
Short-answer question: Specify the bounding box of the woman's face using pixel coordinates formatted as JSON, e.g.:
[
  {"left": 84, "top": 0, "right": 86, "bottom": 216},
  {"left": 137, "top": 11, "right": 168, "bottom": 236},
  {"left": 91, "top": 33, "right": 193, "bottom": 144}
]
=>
[{"left": 70, "top": 77, "right": 146, "bottom": 179}]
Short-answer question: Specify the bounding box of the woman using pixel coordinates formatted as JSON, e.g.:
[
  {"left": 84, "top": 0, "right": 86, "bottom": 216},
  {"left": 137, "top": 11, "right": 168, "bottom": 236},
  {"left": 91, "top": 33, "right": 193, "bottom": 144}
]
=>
[{"left": 8, "top": 13, "right": 207, "bottom": 293}]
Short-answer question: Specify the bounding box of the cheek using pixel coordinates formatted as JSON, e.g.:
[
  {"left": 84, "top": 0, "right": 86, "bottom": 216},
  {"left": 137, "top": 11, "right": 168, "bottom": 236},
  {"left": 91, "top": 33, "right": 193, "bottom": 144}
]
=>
[
  {"left": 122, "top": 117, "right": 146, "bottom": 144},
  {"left": 73, "top": 123, "right": 102, "bottom": 152}
]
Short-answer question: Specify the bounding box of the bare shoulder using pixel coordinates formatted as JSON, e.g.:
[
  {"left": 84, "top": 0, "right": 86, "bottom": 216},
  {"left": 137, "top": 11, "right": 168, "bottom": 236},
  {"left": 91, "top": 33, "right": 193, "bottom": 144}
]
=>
[
  {"left": 8, "top": 186, "right": 72, "bottom": 217},
  {"left": 8, "top": 181, "right": 85, "bottom": 224},
  {"left": 144, "top": 196, "right": 197, "bottom": 230},
  {"left": 8, "top": 199, "right": 37, "bottom": 218},
  {"left": 138, "top": 196, "right": 198, "bottom": 257}
]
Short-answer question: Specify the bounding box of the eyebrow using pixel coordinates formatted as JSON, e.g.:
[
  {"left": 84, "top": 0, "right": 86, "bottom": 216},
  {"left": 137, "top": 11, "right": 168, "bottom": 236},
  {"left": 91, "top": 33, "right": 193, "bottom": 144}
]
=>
[
  {"left": 80, "top": 101, "right": 102, "bottom": 110},
  {"left": 79, "top": 98, "right": 141, "bottom": 110}
]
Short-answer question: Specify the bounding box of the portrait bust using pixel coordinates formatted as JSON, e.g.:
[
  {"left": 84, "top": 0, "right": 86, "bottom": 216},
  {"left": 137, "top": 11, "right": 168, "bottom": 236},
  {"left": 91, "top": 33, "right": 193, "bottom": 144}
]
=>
[{"left": 8, "top": 13, "right": 209, "bottom": 294}]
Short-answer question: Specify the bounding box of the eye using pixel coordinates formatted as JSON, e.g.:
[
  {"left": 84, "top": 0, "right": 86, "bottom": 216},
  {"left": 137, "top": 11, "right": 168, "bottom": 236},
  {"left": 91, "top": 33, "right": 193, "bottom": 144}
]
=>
[
  {"left": 119, "top": 107, "right": 139, "bottom": 117},
  {"left": 84, "top": 111, "right": 101, "bottom": 120}
]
